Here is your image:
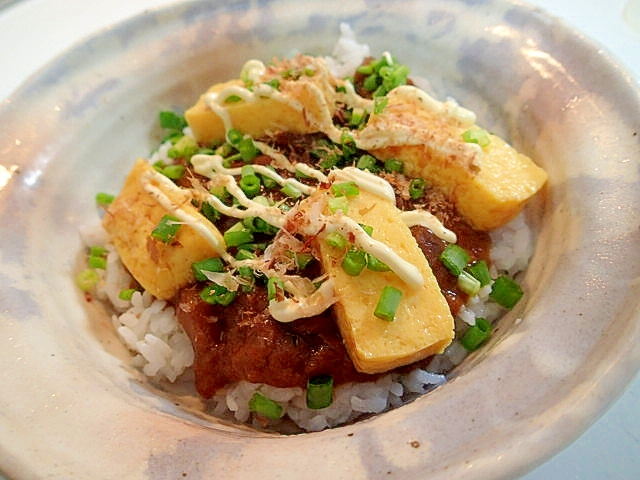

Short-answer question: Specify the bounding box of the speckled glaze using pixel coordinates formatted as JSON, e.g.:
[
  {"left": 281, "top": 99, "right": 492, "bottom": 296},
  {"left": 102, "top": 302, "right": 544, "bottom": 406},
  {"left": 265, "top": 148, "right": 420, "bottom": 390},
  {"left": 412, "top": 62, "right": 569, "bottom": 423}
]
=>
[{"left": 1, "top": 1, "right": 639, "bottom": 478}]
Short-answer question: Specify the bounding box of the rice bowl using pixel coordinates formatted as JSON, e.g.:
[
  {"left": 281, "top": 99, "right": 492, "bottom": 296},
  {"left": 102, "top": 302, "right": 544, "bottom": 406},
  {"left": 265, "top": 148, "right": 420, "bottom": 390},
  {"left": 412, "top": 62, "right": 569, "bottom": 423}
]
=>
[{"left": 75, "top": 26, "right": 545, "bottom": 432}]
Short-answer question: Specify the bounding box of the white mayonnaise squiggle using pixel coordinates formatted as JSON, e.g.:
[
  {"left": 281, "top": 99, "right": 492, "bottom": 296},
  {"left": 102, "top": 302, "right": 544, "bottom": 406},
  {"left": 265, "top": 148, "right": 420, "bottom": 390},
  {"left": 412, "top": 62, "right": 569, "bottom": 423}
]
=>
[
  {"left": 268, "top": 279, "right": 337, "bottom": 323},
  {"left": 400, "top": 210, "right": 457, "bottom": 244},
  {"left": 329, "top": 167, "right": 395, "bottom": 202}
]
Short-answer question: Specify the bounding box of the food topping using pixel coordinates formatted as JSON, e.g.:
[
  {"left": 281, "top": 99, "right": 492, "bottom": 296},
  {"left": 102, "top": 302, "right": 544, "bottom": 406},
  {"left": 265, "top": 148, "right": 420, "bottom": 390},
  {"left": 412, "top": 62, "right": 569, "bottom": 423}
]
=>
[{"left": 96, "top": 46, "right": 545, "bottom": 400}]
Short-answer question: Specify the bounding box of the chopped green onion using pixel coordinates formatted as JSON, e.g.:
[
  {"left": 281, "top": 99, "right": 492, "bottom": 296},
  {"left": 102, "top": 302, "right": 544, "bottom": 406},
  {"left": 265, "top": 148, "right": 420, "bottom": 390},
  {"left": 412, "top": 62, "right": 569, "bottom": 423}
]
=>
[
  {"left": 366, "top": 254, "right": 391, "bottom": 272},
  {"left": 328, "top": 196, "right": 349, "bottom": 214},
  {"left": 75, "top": 268, "right": 100, "bottom": 292},
  {"left": 223, "top": 153, "right": 242, "bottom": 166},
  {"left": 118, "top": 288, "right": 137, "bottom": 301},
  {"left": 260, "top": 167, "right": 278, "bottom": 189},
  {"left": 457, "top": 270, "right": 481, "bottom": 296},
  {"left": 192, "top": 257, "right": 225, "bottom": 281},
  {"left": 237, "top": 242, "right": 268, "bottom": 253},
  {"left": 281, "top": 183, "right": 303, "bottom": 199},
  {"left": 251, "top": 195, "right": 271, "bottom": 207},
  {"left": 89, "top": 246, "right": 108, "bottom": 258},
  {"left": 237, "top": 137, "right": 260, "bottom": 162},
  {"left": 461, "top": 317, "right": 492, "bottom": 351},
  {"left": 95, "top": 192, "right": 115, "bottom": 207},
  {"left": 210, "top": 185, "right": 230, "bottom": 202},
  {"left": 325, "top": 231, "right": 347, "bottom": 250},
  {"left": 359, "top": 55, "right": 410, "bottom": 97},
  {"left": 223, "top": 223, "right": 254, "bottom": 248},
  {"left": 360, "top": 224, "right": 373, "bottom": 236},
  {"left": 356, "top": 64, "right": 373, "bottom": 75},
  {"left": 88, "top": 255, "right": 107, "bottom": 270},
  {"left": 239, "top": 174, "right": 261, "bottom": 198},
  {"left": 356, "top": 154, "right": 379, "bottom": 172},
  {"left": 318, "top": 152, "right": 340, "bottom": 170},
  {"left": 383, "top": 158, "right": 404, "bottom": 173},
  {"left": 227, "top": 128, "right": 244, "bottom": 145},
  {"left": 224, "top": 94, "right": 243, "bottom": 103},
  {"left": 264, "top": 78, "right": 280, "bottom": 90},
  {"left": 340, "top": 132, "right": 357, "bottom": 159},
  {"left": 293, "top": 252, "right": 314, "bottom": 270},
  {"left": 306, "top": 375, "right": 334, "bottom": 409},
  {"left": 374, "top": 62, "right": 409, "bottom": 97},
  {"left": 200, "top": 202, "right": 220, "bottom": 223},
  {"left": 215, "top": 142, "right": 235, "bottom": 158},
  {"left": 243, "top": 216, "right": 277, "bottom": 235},
  {"left": 151, "top": 215, "right": 181, "bottom": 243},
  {"left": 160, "top": 164, "right": 186, "bottom": 180},
  {"left": 363, "top": 73, "right": 379, "bottom": 92},
  {"left": 373, "top": 96, "right": 388, "bottom": 114},
  {"left": 238, "top": 267, "right": 254, "bottom": 282},
  {"left": 439, "top": 244, "right": 470, "bottom": 277},
  {"left": 160, "top": 130, "right": 182, "bottom": 144},
  {"left": 490, "top": 276, "right": 523, "bottom": 309},
  {"left": 409, "top": 178, "right": 426, "bottom": 200},
  {"left": 342, "top": 249, "right": 367, "bottom": 276},
  {"left": 349, "top": 107, "right": 367, "bottom": 127},
  {"left": 248, "top": 392, "right": 284, "bottom": 420},
  {"left": 267, "top": 277, "right": 284, "bottom": 301},
  {"left": 159, "top": 110, "right": 187, "bottom": 131},
  {"left": 200, "top": 283, "right": 236, "bottom": 306},
  {"left": 167, "top": 135, "right": 198, "bottom": 160},
  {"left": 462, "top": 128, "right": 491, "bottom": 148},
  {"left": 374, "top": 285, "right": 403, "bottom": 321},
  {"left": 331, "top": 181, "right": 360, "bottom": 197},
  {"left": 467, "top": 260, "right": 492, "bottom": 287},
  {"left": 235, "top": 249, "right": 256, "bottom": 261}
]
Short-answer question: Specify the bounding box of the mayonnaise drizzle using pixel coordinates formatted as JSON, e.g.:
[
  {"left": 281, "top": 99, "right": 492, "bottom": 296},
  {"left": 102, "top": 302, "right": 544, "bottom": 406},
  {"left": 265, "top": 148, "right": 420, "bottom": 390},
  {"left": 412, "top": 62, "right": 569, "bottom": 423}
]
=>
[
  {"left": 388, "top": 85, "right": 477, "bottom": 126},
  {"left": 204, "top": 77, "right": 304, "bottom": 142},
  {"left": 192, "top": 153, "right": 316, "bottom": 196},
  {"left": 329, "top": 166, "right": 395, "bottom": 202},
  {"left": 268, "top": 278, "right": 338, "bottom": 323},
  {"left": 400, "top": 210, "right": 458, "bottom": 244}
]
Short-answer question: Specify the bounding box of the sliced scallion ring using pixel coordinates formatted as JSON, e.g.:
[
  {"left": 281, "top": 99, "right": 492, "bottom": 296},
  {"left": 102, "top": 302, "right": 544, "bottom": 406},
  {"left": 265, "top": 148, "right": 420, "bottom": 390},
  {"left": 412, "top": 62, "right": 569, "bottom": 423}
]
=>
[
  {"left": 95, "top": 192, "right": 115, "bottom": 207},
  {"left": 490, "top": 276, "right": 523, "bottom": 309},
  {"left": 307, "top": 375, "right": 334, "bottom": 409},
  {"left": 151, "top": 215, "right": 181, "bottom": 243},
  {"left": 192, "top": 257, "right": 225, "bottom": 281},
  {"left": 374, "top": 285, "right": 403, "bottom": 322},
  {"left": 75, "top": 268, "right": 100, "bottom": 292},
  {"left": 342, "top": 249, "right": 366, "bottom": 276},
  {"left": 461, "top": 317, "right": 492, "bottom": 351},
  {"left": 439, "top": 244, "right": 470, "bottom": 277},
  {"left": 248, "top": 392, "right": 284, "bottom": 420}
]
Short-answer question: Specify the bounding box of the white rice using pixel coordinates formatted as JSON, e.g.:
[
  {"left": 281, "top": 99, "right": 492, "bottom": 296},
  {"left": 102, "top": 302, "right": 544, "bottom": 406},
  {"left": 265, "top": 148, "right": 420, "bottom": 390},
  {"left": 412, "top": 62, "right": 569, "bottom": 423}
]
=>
[{"left": 79, "top": 27, "right": 535, "bottom": 431}]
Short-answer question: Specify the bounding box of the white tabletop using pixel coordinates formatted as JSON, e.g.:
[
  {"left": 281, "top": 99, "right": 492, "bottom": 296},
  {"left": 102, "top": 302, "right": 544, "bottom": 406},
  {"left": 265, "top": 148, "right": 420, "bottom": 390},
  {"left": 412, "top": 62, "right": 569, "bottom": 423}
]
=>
[{"left": 0, "top": 0, "right": 638, "bottom": 478}]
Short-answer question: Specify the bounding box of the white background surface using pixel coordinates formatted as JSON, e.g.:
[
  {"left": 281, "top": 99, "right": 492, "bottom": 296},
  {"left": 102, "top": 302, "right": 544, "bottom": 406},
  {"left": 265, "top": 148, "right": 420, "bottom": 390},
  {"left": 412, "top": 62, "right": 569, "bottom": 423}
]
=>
[{"left": 0, "top": 0, "right": 638, "bottom": 478}]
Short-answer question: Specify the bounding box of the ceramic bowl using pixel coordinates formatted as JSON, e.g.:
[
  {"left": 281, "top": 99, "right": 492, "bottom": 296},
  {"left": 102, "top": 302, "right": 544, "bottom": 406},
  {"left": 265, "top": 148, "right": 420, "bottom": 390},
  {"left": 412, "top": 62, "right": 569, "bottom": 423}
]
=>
[{"left": 1, "top": 1, "right": 639, "bottom": 478}]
